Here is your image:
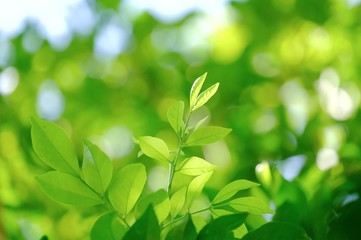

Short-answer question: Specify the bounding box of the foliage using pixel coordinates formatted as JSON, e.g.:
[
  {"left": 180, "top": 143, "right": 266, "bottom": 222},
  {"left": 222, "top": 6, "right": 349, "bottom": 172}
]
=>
[{"left": 30, "top": 74, "right": 277, "bottom": 239}]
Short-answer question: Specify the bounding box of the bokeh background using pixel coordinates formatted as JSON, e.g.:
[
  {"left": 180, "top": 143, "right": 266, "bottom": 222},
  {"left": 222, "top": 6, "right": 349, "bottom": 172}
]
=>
[{"left": 1, "top": 0, "right": 361, "bottom": 239}]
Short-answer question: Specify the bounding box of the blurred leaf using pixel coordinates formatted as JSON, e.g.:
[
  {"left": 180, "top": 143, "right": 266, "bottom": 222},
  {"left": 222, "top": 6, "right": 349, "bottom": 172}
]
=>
[
  {"left": 225, "top": 197, "right": 274, "bottom": 215},
  {"left": 82, "top": 139, "right": 113, "bottom": 194},
  {"left": 108, "top": 163, "right": 146, "bottom": 215},
  {"left": 31, "top": 117, "right": 79, "bottom": 176},
  {"left": 90, "top": 212, "right": 126, "bottom": 240},
  {"left": 136, "top": 189, "right": 170, "bottom": 223},
  {"left": 194, "top": 116, "right": 209, "bottom": 131},
  {"left": 35, "top": 171, "right": 103, "bottom": 207},
  {"left": 177, "top": 157, "right": 215, "bottom": 176},
  {"left": 190, "top": 73, "right": 207, "bottom": 109},
  {"left": 138, "top": 136, "right": 170, "bottom": 163},
  {"left": 192, "top": 83, "right": 219, "bottom": 111},
  {"left": 242, "top": 222, "right": 311, "bottom": 240},
  {"left": 212, "top": 180, "right": 260, "bottom": 204},
  {"left": 197, "top": 213, "right": 247, "bottom": 240},
  {"left": 165, "top": 215, "right": 197, "bottom": 240},
  {"left": 185, "top": 126, "right": 231, "bottom": 146},
  {"left": 123, "top": 205, "right": 160, "bottom": 240},
  {"left": 170, "top": 187, "right": 187, "bottom": 218},
  {"left": 186, "top": 171, "right": 213, "bottom": 209},
  {"left": 168, "top": 101, "right": 184, "bottom": 136}
]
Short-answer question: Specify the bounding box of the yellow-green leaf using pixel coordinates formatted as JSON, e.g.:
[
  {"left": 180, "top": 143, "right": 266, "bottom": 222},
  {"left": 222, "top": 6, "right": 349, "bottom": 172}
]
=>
[
  {"left": 138, "top": 136, "right": 170, "bottom": 163},
  {"left": 170, "top": 187, "right": 187, "bottom": 218},
  {"left": 212, "top": 180, "right": 260, "bottom": 204},
  {"left": 186, "top": 171, "right": 213, "bottom": 209},
  {"left": 177, "top": 157, "right": 215, "bottom": 176},
  {"left": 135, "top": 189, "right": 170, "bottom": 223},
  {"left": 167, "top": 101, "right": 184, "bottom": 136},
  {"left": 226, "top": 197, "right": 275, "bottom": 215},
  {"left": 192, "top": 82, "right": 219, "bottom": 111},
  {"left": 186, "top": 126, "right": 231, "bottom": 146},
  {"left": 190, "top": 72, "right": 207, "bottom": 109}
]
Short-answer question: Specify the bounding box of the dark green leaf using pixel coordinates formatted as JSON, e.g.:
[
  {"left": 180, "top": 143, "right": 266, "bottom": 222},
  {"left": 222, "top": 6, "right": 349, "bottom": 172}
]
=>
[
  {"left": 241, "top": 222, "right": 311, "bottom": 240},
  {"left": 138, "top": 136, "right": 170, "bottom": 163},
  {"left": 197, "top": 213, "right": 247, "bottom": 240},
  {"left": 186, "top": 126, "right": 231, "bottom": 146},
  {"left": 90, "top": 212, "right": 126, "bottom": 240},
  {"left": 123, "top": 205, "right": 160, "bottom": 240},
  {"left": 212, "top": 180, "right": 260, "bottom": 204},
  {"left": 108, "top": 163, "right": 146, "bottom": 215},
  {"left": 82, "top": 139, "right": 113, "bottom": 194},
  {"left": 167, "top": 101, "right": 184, "bottom": 135},
  {"left": 166, "top": 215, "right": 197, "bottom": 240},
  {"left": 31, "top": 117, "right": 79, "bottom": 176},
  {"left": 35, "top": 171, "right": 103, "bottom": 207},
  {"left": 136, "top": 189, "right": 170, "bottom": 223}
]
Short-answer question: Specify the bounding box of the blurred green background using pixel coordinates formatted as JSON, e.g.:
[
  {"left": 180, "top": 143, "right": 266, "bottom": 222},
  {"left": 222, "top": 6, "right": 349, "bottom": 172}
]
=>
[{"left": 1, "top": 0, "right": 361, "bottom": 239}]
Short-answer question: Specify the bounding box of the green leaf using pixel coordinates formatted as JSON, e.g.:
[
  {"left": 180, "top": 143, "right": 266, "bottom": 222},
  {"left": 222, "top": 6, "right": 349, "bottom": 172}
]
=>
[
  {"left": 177, "top": 157, "right": 215, "bottom": 176},
  {"left": 138, "top": 136, "right": 170, "bottom": 163},
  {"left": 123, "top": 205, "right": 160, "bottom": 240},
  {"left": 197, "top": 213, "right": 247, "bottom": 240},
  {"left": 90, "top": 212, "right": 126, "bottom": 240},
  {"left": 225, "top": 197, "right": 275, "bottom": 215},
  {"left": 190, "top": 72, "right": 207, "bottom": 109},
  {"left": 193, "top": 116, "right": 208, "bottom": 131},
  {"left": 192, "top": 82, "right": 219, "bottom": 111},
  {"left": 165, "top": 214, "right": 197, "bottom": 240},
  {"left": 170, "top": 187, "right": 187, "bottom": 218},
  {"left": 212, "top": 180, "right": 260, "bottom": 204},
  {"left": 35, "top": 171, "right": 103, "bottom": 207},
  {"left": 108, "top": 163, "right": 146, "bottom": 215},
  {"left": 241, "top": 222, "right": 311, "bottom": 240},
  {"left": 185, "top": 126, "right": 231, "bottom": 147},
  {"left": 31, "top": 117, "right": 79, "bottom": 176},
  {"left": 82, "top": 140, "right": 113, "bottom": 194},
  {"left": 167, "top": 101, "right": 184, "bottom": 135},
  {"left": 136, "top": 189, "right": 170, "bottom": 223},
  {"left": 186, "top": 171, "right": 213, "bottom": 209}
]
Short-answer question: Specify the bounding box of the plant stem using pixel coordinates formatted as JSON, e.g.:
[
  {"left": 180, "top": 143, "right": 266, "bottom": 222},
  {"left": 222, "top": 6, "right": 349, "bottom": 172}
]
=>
[{"left": 167, "top": 111, "right": 192, "bottom": 193}]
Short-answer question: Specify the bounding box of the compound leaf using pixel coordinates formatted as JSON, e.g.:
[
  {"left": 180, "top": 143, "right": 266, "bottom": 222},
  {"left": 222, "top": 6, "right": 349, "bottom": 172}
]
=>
[
  {"left": 35, "top": 171, "right": 103, "bottom": 207},
  {"left": 108, "top": 163, "right": 146, "bottom": 215}
]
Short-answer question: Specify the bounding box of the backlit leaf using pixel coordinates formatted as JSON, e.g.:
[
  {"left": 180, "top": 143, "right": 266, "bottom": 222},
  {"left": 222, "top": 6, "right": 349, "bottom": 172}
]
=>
[
  {"left": 31, "top": 117, "right": 79, "bottom": 176},
  {"left": 123, "top": 205, "right": 160, "bottom": 240},
  {"left": 212, "top": 180, "right": 260, "bottom": 204},
  {"left": 82, "top": 139, "right": 113, "bottom": 194},
  {"left": 190, "top": 72, "right": 207, "bottom": 109},
  {"left": 186, "top": 171, "right": 213, "bottom": 209},
  {"left": 177, "top": 157, "right": 215, "bottom": 176},
  {"left": 35, "top": 171, "right": 103, "bottom": 207},
  {"left": 242, "top": 222, "right": 311, "bottom": 240},
  {"left": 192, "top": 82, "right": 219, "bottom": 111},
  {"left": 225, "top": 197, "right": 275, "bottom": 215},
  {"left": 165, "top": 214, "right": 197, "bottom": 240},
  {"left": 138, "top": 136, "right": 170, "bottom": 163},
  {"left": 198, "top": 213, "right": 247, "bottom": 240},
  {"left": 167, "top": 101, "right": 184, "bottom": 135},
  {"left": 90, "top": 212, "right": 126, "bottom": 240},
  {"left": 193, "top": 116, "right": 208, "bottom": 131},
  {"left": 135, "top": 189, "right": 170, "bottom": 223},
  {"left": 170, "top": 187, "right": 187, "bottom": 218},
  {"left": 108, "top": 163, "right": 146, "bottom": 215},
  {"left": 185, "top": 126, "right": 231, "bottom": 146}
]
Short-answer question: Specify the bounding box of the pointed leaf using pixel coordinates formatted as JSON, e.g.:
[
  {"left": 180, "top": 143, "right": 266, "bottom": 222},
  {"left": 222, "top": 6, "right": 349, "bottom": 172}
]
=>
[
  {"left": 177, "top": 157, "right": 215, "bottom": 176},
  {"left": 135, "top": 189, "right": 170, "bottom": 223},
  {"left": 170, "top": 187, "right": 187, "bottom": 218},
  {"left": 123, "top": 205, "right": 160, "bottom": 240},
  {"left": 198, "top": 213, "right": 247, "bottom": 240},
  {"left": 186, "top": 126, "right": 231, "bottom": 147},
  {"left": 138, "top": 136, "right": 170, "bottom": 163},
  {"left": 186, "top": 171, "right": 213, "bottom": 209},
  {"left": 225, "top": 197, "right": 274, "bottom": 215},
  {"left": 193, "top": 116, "right": 208, "bottom": 131},
  {"left": 82, "top": 140, "right": 113, "bottom": 194},
  {"left": 242, "top": 222, "right": 311, "bottom": 240},
  {"left": 31, "top": 117, "right": 79, "bottom": 176},
  {"left": 167, "top": 101, "right": 184, "bottom": 135},
  {"left": 91, "top": 212, "right": 126, "bottom": 240},
  {"left": 108, "top": 163, "right": 146, "bottom": 215},
  {"left": 192, "top": 82, "right": 219, "bottom": 111},
  {"left": 35, "top": 171, "right": 103, "bottom": 207},
  {"left": 165, "top": 215, "right": 197, "bottom": 240},
  {"left": 190, "top": 72, "right": 207, "bottom": 109},
  {"left": 212, "top": 180, "right": 260, "bottom": 204}
]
